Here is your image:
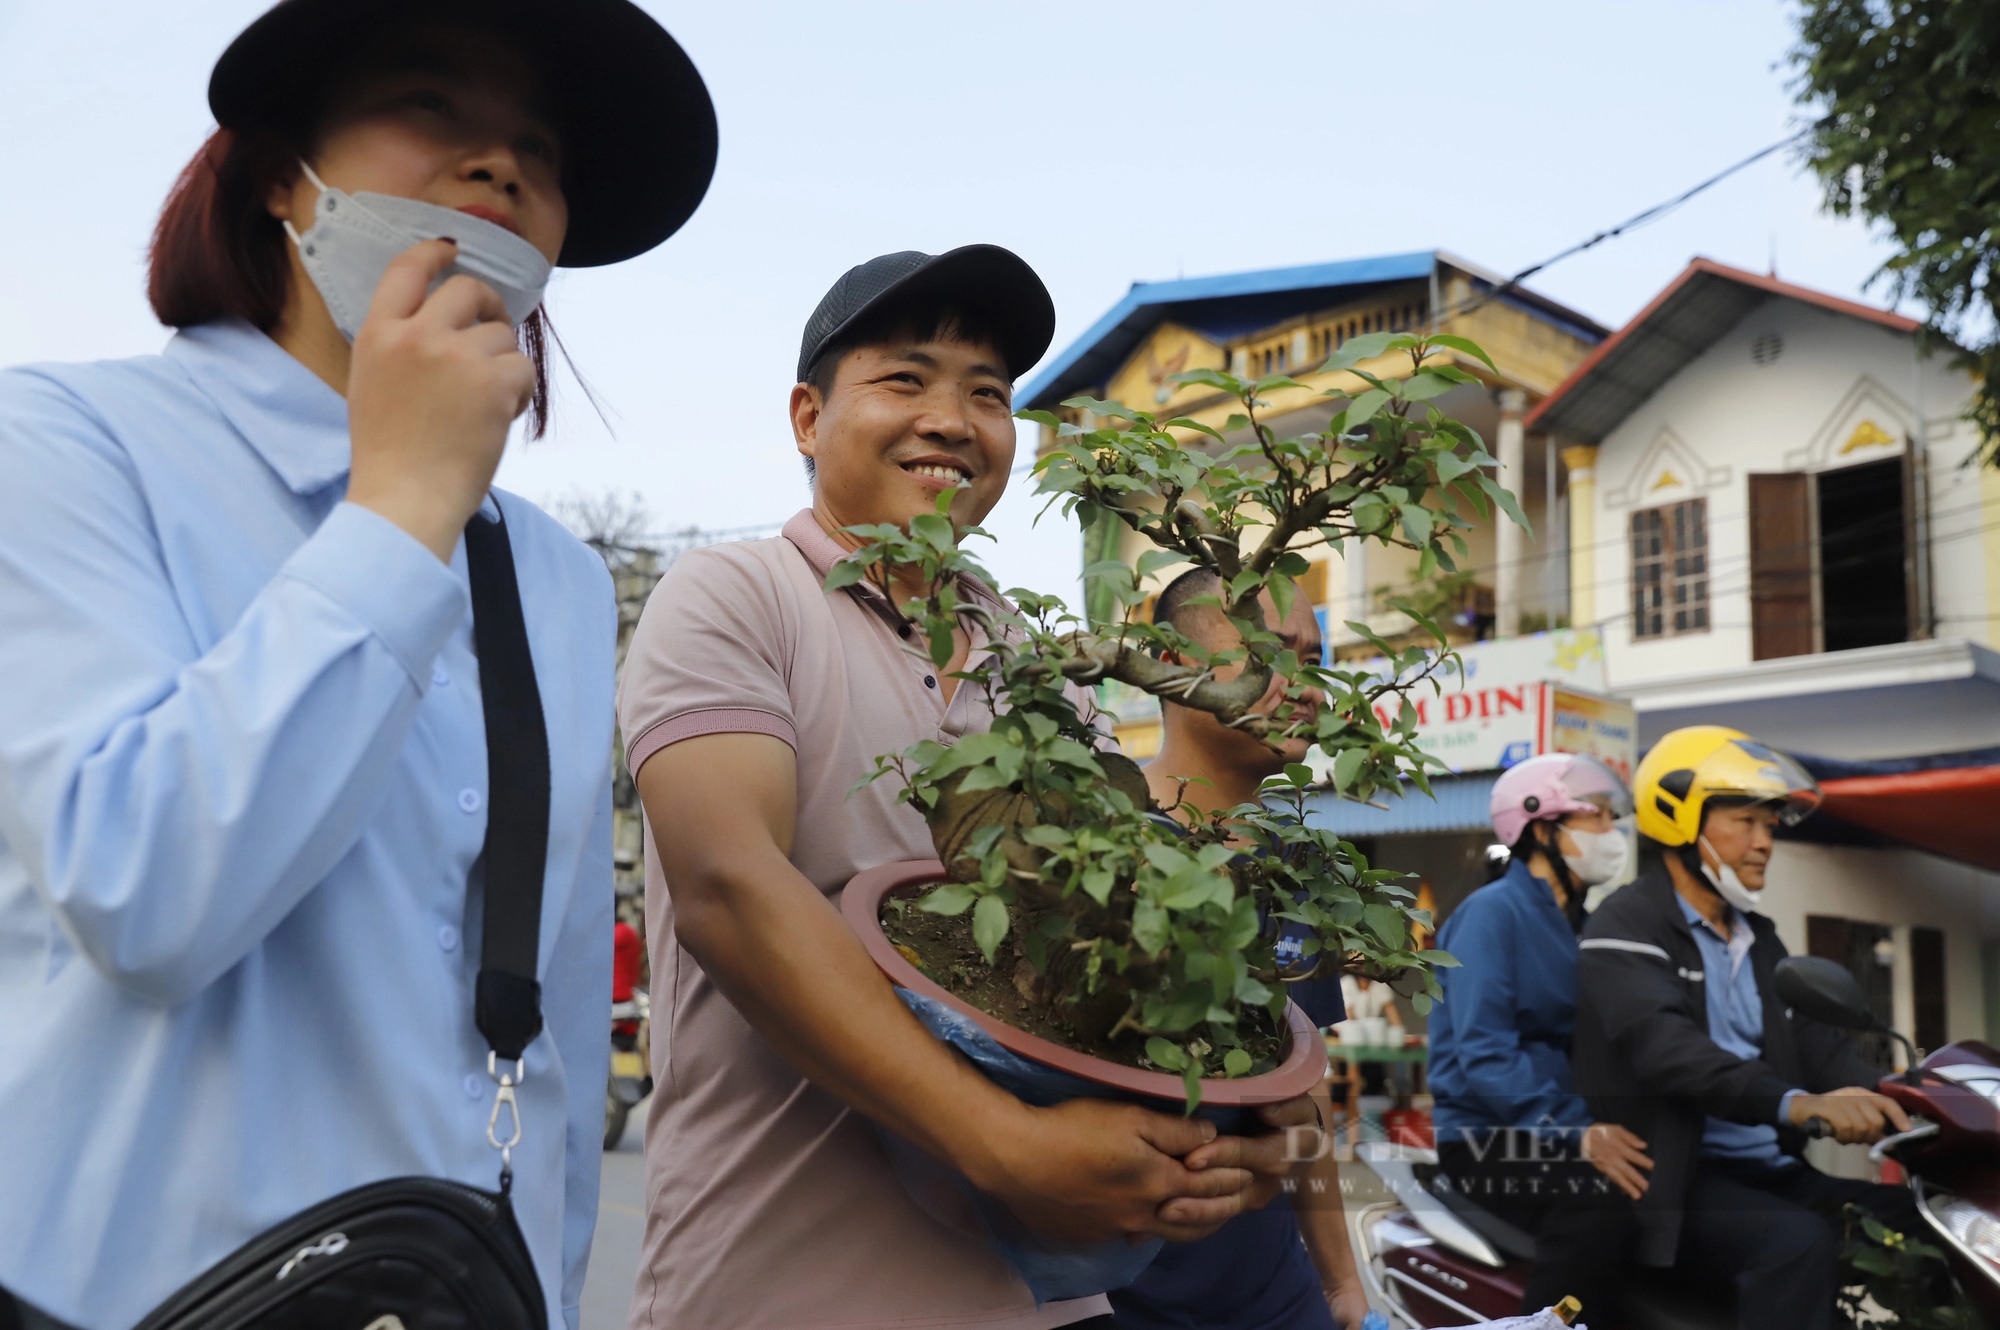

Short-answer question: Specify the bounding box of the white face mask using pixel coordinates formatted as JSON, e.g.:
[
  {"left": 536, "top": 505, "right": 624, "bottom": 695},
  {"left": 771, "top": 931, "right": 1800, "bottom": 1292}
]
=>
[
  {"left": 1561, "top": 826, "right": 1629, "bottom": 887},
  {"left": 1698, "top": 835, "right": 1763, "bottom": 914},
  {"left": 282, "top": 160, "right": 552, "bottom": 342}
]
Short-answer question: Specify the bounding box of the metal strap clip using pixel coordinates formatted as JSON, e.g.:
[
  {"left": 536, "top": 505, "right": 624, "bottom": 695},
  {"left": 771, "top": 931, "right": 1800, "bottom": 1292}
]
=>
[{"left": 487, "top": 1050, "right": 525, "bottom": 1189}]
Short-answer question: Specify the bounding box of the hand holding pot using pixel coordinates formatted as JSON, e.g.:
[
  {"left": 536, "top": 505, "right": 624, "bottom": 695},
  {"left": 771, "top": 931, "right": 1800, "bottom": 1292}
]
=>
[
  {"left": 966, "top": 1097, "right": 1257, "bottom": 1246},
  {"left": 346, "top": 239, "right": 536, "bottom": 562},
  {"left": 1167, "top": 1095, "right": 1323, "bottom": 1224}
]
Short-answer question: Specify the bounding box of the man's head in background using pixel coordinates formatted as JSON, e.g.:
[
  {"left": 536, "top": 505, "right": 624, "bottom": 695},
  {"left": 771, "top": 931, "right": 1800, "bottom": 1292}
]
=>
[
  {"left": 789, "top": 246, "right": 1054, "bottom": 536},
  {"left": 1145, "top": 566, "right": 1325, "bottom": 814}
]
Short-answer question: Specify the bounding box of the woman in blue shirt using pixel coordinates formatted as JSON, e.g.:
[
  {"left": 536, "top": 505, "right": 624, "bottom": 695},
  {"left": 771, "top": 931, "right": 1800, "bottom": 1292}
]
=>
[
  {"left": 1429, "top": 753, "right": 1649, "bottom": 1321},
  {"left": 0, "top": 5, "right": 713, "bottom": 1327}
]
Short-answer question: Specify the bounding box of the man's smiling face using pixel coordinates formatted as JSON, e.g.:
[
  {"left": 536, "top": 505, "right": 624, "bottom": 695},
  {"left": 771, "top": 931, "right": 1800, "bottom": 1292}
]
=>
[{"left": 791, "top": 332, "right": 1016, "bottom": 535}]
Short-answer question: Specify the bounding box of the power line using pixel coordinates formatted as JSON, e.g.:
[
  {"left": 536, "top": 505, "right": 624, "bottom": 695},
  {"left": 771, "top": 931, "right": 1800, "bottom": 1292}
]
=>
[{"left": 1450, "top": 127, "right": 1813, "bottom": 320}]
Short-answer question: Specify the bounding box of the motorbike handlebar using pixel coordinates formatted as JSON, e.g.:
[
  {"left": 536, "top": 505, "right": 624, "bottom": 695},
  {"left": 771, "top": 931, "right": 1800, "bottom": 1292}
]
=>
[{"left": 1802, "top": 1115, "right": 1834, "bottom": 1139}]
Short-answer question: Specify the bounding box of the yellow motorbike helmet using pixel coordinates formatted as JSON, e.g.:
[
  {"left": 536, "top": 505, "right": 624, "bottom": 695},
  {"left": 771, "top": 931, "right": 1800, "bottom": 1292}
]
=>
[{"left": 1633, "top": 725, "right": 1822, "bottom": 846}]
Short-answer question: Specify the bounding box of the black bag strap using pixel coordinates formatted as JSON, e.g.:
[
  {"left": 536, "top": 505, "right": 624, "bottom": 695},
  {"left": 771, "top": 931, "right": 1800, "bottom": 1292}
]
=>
[{"left": 463, "top": 507, "right": 551, "bottom": 1066}]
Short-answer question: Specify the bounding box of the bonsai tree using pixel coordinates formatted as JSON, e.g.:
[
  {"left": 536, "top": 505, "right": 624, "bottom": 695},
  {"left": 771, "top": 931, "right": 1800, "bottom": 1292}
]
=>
[{"left": 830, "top": 330, "right": 1519, "bottom": 1105}]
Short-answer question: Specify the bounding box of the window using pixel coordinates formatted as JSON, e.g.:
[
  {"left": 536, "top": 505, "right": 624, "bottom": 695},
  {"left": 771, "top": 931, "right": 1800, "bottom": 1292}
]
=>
[
  {"left": 1747, "top": 458, "right": 1911, "bottom": 660},
  {"left": 1630, "top": 498, "right": 1708, "bottom": 638}
]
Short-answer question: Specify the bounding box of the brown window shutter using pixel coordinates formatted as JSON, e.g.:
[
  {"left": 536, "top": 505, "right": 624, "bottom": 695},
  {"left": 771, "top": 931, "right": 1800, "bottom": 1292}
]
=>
[{"left": 1748, "top": 473, "right": 1815, "bottom": 660}]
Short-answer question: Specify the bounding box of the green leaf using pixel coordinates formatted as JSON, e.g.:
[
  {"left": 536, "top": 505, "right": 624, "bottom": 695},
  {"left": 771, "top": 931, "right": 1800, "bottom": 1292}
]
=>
[
  {"left": 1283, "top": 762, "right": 1316, "bottom": 788},
  {"left": 1268, "top": 571, "right": 1296, "bottom": 623},
  {"left": 1182, "top": 1062, "right": 1204, "bottom": 1114},
  {"left": 918, "top": 883, "right": 976, "bottom": 916},
  {"left": 952, "top": 764, "right": 1016, "bottom": 794},
  {"left": 1163, "top": 416, "right": 1226, "bottom": 443},
  {"left": 1479, "top": 473, "right": 1533, "bottom": 535},
  {"left": 1060, "top": 395, "right": 1138, "bottom": 420},
  {"left": 1014, "top": 409, "right": 1060, "bottom": 427},
  {"left": 1223, "top": 1048, "right": 1253, "bottom": 1078},
  {"left": 1417, "top": 949, "right": 1461, "bottom": 968},
  {"left": 910, "top": 511, "right": 954, "bottom": 552},
  {"left": 972, "top": 893, "right": 1010, "bottom": 963},
  {"left": 1332, "top": 746, "right": 1367, "bottom": 792},
  {"left": 1145, "top": 1036, "right": 1190, "bottom": 1070},
  {"left": 1398, "top": 371, "right": 1456, "bottom": 402},
  {"left": 821, "top": 559, "right": 868, "bottom": 592},
  {"left": 1433, "top": 451, "right": 1475, "bottom": 484},
  {"left": 1400, "top": 505, "right": 1435, "bottom": 545},
  {"left": 1135, "top": 548, "right": 1185, "bottom": 580},
  {"left": 1363, "top": 902, "right": 1408, "bottom": 946},
  {"left": 1426, "top": 334, "right": 1498, "bottom": 373},
  {"left": 1344, "top": 388, "right": 1392, "bottom": 431},
  {"left": 1316, "top": 331, "right": 1397, "bottom": 375},
  {"left": 1170, "top": 368, "right": 1241, "bottom": 395}
]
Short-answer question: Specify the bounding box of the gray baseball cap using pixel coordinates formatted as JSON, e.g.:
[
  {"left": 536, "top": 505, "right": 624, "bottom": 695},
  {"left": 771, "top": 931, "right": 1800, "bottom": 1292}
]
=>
[{"left": 797, "top": 245, "right": 1056, "bottom": 384}]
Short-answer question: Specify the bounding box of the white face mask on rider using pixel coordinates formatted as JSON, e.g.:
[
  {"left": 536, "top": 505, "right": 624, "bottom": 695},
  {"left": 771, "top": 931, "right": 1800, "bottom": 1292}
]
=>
[
  {"left": 281, "top": 159, "right": 552, "bottom": 342},
  {"left": 1561, "top": 826, "right": 1629, "bottom": 888},
  {"left": 1697, "top": 834, "right": 1764, "bottom": 914}
]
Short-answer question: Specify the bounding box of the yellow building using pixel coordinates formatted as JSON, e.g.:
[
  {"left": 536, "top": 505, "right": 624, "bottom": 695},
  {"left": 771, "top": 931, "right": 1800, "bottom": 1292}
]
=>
[{"left": 1021, "top": 250, "right": 1607, "bottom": 756}]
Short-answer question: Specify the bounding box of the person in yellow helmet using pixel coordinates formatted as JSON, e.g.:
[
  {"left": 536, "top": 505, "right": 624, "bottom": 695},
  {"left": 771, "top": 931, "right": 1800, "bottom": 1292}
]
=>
[{"left": 1572, "top": 726, "right": 1918, "bottom": 1330}]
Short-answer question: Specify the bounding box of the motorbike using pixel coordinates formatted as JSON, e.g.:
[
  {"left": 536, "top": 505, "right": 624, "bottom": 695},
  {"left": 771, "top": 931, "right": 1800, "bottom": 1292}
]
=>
[
  {"left": 605, "top": 989, "right": 653, "bottom": 1150},
  {"left": 1782, "top": 955, "right": 2000, "bottom": 1328},
  {"left": 1346, "top": 956, "right": 2000, "bottom": 1328}
]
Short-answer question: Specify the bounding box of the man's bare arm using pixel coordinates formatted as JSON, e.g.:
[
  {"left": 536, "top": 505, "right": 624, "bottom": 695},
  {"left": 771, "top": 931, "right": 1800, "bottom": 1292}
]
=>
[
  {"left": 640, "top": 730, "right": 1269, "bottom": 1244},
  {"left": 1294, "top": 1147, "right": 1370, "bottom": 1330}
]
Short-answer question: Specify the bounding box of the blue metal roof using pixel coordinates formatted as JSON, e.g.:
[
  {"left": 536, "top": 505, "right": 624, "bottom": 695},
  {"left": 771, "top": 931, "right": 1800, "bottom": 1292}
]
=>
[
  {"left": 1020, "top": 251, "right": 1439, "bottom": 411},
  {"left": 1301, "top": 771, "right": 1498, "bottom": 838}
]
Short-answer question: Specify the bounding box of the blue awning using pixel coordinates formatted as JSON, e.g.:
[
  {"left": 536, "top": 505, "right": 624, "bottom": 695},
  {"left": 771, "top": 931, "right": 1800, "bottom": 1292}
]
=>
[{"left": 1302, "top": 772, "right": 1498, "bottom": 838}]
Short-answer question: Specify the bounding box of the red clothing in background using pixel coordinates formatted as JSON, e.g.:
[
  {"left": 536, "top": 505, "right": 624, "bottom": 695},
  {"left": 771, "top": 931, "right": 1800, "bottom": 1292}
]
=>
[{"left": 612, "top": 920, "right": 642, "bottom": 1002}]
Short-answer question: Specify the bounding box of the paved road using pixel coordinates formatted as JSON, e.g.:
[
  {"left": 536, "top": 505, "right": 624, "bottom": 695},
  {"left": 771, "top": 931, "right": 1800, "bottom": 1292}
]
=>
[{"left": 581, "top": 1097, "right": 649, "bottom": 1330}]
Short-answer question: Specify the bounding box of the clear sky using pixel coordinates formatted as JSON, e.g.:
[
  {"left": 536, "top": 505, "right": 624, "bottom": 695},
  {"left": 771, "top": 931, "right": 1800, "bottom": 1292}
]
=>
[{"left": 0, "top": 0, "right": 1906, "bottom": 600}]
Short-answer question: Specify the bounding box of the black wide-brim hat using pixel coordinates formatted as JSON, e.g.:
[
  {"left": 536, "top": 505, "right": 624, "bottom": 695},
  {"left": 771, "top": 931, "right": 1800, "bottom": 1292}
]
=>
[
  {"left": 209, "top": 0, "right": 717, "bottom": 268},
  {"left": 798, "top": 245, "right": 1057, "bottom": 383}
]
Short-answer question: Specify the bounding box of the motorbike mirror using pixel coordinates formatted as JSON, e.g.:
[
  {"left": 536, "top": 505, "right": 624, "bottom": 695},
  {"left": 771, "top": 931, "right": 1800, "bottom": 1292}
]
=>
[{"left": 1774, "top": 956, "right": 1876, "bottom": 1031}]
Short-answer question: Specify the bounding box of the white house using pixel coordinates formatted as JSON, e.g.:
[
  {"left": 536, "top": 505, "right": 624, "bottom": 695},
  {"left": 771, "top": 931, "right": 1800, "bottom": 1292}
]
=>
[{"left": 1529, "top": 258, "right": 2000, "bottom": 1055}]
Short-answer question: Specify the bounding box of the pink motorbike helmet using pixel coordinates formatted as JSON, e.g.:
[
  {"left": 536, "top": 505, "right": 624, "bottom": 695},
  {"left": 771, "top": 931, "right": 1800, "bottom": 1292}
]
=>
[{"left": 1490, "top": 752, "right": 1632, "bottom": 846}]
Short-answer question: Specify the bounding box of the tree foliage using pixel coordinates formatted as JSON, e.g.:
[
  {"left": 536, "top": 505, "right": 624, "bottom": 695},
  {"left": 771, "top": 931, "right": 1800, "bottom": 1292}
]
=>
[
  {"left": 1792, "top": 0, "right": 2000, "bottom": 464},
  {"left": 830, "top": 333, "right": 1507, "bottom": 1106}
]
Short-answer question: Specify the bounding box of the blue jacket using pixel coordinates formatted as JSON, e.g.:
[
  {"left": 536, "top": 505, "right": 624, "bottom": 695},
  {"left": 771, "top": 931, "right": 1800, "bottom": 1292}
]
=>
[{"left": 1429, "top": 859, "right": 1593, "bottom": 1138}]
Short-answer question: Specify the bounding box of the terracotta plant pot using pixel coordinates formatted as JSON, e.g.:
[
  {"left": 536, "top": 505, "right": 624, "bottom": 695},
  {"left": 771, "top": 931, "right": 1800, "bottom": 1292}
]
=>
[{"left": 843, "top": 859, "right": 1329, "bottom": 1109}]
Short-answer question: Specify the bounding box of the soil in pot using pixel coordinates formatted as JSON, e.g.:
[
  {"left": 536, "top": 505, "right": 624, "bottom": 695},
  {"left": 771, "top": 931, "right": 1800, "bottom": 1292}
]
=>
[{"left": 879, "top": 888, "right": 1291, "bottom": 1074}]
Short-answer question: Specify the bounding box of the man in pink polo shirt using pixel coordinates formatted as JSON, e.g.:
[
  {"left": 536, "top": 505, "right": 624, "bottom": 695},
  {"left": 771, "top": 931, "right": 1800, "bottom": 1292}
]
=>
[{"left": 618, "top": 247, "right": 1318, "bottom": 1329}]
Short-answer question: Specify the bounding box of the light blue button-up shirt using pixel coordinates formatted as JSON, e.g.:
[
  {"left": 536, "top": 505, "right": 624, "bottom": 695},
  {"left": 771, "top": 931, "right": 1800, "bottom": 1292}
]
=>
[
  {"left": 0, "top": 320, "right": 615, "bottom": 1330},
  {"left": 1674, "top": 896, "right": 1802, "bottom": 1167}
]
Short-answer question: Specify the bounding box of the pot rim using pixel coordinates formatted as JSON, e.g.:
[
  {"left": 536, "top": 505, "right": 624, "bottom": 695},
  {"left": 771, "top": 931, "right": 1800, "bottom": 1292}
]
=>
[{"left": 843, "top": 859, "right": 1329, "bottom": 1107}]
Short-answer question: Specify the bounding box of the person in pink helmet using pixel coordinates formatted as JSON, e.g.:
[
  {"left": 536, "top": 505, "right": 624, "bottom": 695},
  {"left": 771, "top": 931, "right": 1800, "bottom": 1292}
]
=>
[{"left": 1426, "top": 753, "right": 1653, "bottom": 1320}]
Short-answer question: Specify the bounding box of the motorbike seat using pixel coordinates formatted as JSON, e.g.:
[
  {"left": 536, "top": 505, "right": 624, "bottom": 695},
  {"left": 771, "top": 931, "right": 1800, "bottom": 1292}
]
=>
[{"left": 1408, "top": 1162, "right": 1539, "bottom": 1263}]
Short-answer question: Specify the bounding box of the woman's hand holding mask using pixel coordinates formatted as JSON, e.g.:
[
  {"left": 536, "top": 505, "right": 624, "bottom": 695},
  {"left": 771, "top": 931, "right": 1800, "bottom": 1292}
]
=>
[{"left": 345, "top": 239, "right": 535, "bottom": 562}]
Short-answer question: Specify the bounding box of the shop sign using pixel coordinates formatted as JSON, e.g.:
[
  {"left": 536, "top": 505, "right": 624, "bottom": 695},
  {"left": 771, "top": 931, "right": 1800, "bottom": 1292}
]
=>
[{"left": 1353, "top": 629, "right": 1636, "bottom": 776}]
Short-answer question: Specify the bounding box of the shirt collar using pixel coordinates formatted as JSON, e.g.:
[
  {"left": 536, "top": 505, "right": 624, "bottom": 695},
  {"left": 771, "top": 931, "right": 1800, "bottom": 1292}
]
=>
[
  {"left": 1675, "top": 892, "right": 1754, "bottom": 956},
  {"left": 165, "top": 319, "right": 351, "bottom": 496}
]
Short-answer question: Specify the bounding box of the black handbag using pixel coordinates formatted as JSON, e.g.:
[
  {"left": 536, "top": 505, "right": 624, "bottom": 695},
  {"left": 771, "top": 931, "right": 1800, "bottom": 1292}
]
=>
[{"left": 135, "top": 509, "right": 558, "bottom": 1330}]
